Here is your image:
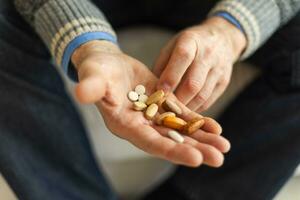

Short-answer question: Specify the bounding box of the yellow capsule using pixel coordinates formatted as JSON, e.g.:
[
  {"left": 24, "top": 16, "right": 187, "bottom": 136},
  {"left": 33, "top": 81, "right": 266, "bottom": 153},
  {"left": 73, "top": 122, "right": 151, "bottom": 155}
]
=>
[
  {"left": 146, "top": 90, "right": 165, "bottom": 105},
  {"left": 145, "top": 103, "right": 158, "bottom": 120}
]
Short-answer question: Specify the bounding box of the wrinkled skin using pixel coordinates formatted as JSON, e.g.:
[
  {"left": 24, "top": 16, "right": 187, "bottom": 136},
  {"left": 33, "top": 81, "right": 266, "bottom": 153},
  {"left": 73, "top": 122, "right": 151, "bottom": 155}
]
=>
[
  {"left": 154, "top": 17, "right": 246, "bottom": 112},
  {"left": 72, "top": 40, "right": 231, "bottom": 167}
]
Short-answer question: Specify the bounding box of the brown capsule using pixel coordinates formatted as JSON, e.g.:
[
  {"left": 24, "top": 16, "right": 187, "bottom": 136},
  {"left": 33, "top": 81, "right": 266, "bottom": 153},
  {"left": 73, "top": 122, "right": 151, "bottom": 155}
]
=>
[
  {"left": 146, "top": 90, "right": 165, "bottom": 105},
  {"left": 182, "top": 118, "right": 205, "bottom": 135},
  {"left": 162, "top": 116, "right": 187, "bottom": 131},
  {"left": 162, "top": 99, "right": 182, "bottom": 115}
]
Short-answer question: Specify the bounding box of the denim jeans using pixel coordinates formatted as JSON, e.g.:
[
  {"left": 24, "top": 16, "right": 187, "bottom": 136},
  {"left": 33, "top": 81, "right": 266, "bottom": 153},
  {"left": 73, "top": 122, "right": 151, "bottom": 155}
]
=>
[
  {"left": 0, "top": 0, "right": 300, "bottom": 200},
  {"left": 0, "top": 1, "right": 117, "bottom": 200}
]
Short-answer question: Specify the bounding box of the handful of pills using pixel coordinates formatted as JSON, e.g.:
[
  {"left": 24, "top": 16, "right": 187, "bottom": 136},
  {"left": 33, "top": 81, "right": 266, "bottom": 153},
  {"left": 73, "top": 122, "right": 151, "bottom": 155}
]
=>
[{"left": 127, "top": 85, "right": 205, "bottom": 143}]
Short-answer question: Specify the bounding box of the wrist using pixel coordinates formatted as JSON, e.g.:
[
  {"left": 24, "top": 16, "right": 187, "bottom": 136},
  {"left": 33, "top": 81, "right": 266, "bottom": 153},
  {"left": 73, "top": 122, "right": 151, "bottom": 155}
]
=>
[
  {"left": 71, "top": 40, "right": 121, "bottom": 69},
  {"left": 204, "top": 16, "right": 247, "bottom": 61}
]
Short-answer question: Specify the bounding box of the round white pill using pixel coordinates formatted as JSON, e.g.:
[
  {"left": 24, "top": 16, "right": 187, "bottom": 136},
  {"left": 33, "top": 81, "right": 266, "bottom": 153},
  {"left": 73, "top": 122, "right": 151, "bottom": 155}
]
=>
[
  {"left": 135, "top": 84, "right": 146, "bottom": 95},
  {"left": 138, "top": 94, "right": 148, "bottom": 103},
  {"left": 168, "top": 130, "right": 184, "bottom": 143},
  {"left": 127, "top": 91, "right": 139, "bottom": 102}
]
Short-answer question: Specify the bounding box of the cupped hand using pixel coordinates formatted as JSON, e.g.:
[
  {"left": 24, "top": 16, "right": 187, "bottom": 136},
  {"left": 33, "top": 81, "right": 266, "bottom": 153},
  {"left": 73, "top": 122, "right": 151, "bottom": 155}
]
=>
[
  {"left": 154, "top": 17, "right": 246, "bottom": 112},
  {"left": 71, "top": 40, "right": 230, "bottom": 167}
]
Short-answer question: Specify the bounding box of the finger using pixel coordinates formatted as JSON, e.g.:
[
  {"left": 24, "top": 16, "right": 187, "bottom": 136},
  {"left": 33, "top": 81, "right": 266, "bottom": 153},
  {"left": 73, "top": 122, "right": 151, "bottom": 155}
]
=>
[
  {"left": 183, "top": 136, "right": 224, "bottom": 167},
  {"left": 132, "top": 124, "right": 203, "bottom": 167},
  {"left": 176, "top": 102, "right": 223, "bottom": 135},
  {"left": 75, "top": 62, "right": 107, "bottom": 104},
  {"left": 161, "top": 94, "right": 223, "bottom": 135},
  {"left": 186, "top": 68, "right": 221, "bottom": 111},
  {"left": 180, "top": 113, "right": 223, "bottom": 135},
  {"left": 191, "top": 130, "right": 230, "bottom": 153},
  {"left": 202, "top": 117, "right": 223, "bottom": 135},
  {"left": 153, "top": 125, "right": 224, "bottom": 167},
  {"left": 153, "top": 38, "right": 176, "bottom": 77},
  {"left": 155, "top": 124, "right": 229, "bottom": 153},
  {"left": 175, "top": 56, "right": 211, "bottom": 104},
  {"left": 157, "top": 38, "right": 197, "bottom": 92},
  {"left": 196, "top": 83, "right": 227, "bottom": 113}
]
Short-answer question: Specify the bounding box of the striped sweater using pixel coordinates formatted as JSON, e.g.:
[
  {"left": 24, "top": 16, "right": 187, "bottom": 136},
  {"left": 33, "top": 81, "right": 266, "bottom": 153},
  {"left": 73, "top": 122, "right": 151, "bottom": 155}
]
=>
[{"left": 14, "top": 0, "right": 300, "bottom": 77}]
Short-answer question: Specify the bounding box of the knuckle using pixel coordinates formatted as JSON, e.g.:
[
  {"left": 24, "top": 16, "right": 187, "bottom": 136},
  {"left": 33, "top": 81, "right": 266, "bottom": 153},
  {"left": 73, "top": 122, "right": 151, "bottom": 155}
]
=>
[
  {"left": 212, "top": 68, "right": 223, "bottom": 77},
  {"left": 165, "top": 76, "right": 178, "bottom": 88},
  {"left": 181, "top": 31, "right": 197, "bottom": 39},
  {"left": 195, "top": 92, "right": 208, "bottom": 102},
  {"left": 199, "top": 58, "right": 211, "bottom": 69},
  {"left": 185, "top": 79, "right": 202, "bottom": 93},
  {"left": 176, "top": 45, "right": 191, "bottom": 59}
]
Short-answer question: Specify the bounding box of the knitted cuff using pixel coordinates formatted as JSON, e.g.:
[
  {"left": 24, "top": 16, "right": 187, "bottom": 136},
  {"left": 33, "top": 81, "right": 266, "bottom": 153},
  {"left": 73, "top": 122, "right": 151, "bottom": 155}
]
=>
[
  {"left": 209, "top": 0, "right": 280, "bottom": 60},
  {"left": 33, "top": 0, "right": 117, "bottom": 66}
]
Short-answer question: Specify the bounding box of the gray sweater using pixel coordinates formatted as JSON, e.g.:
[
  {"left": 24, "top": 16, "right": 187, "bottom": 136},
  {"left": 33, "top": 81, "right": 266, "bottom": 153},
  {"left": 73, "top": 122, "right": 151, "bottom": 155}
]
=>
[{"left": 14, "top": 0, "right": 300, "bottom": 68}]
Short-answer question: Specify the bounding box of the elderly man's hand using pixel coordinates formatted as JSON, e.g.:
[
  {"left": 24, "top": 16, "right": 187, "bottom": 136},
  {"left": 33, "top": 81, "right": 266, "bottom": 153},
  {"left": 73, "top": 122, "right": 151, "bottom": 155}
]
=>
[
  {"left": 154, "top": 17, "right": 246, "bottom": 112},
  {"left": 71, "top": 40, "right": 230, "bottom": 168}
]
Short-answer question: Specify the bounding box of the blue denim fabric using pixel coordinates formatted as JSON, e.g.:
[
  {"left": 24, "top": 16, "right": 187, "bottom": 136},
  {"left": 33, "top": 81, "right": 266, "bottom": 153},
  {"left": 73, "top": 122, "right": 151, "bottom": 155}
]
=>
[{"left": 0, "top": 1, "right": 117, "bottom": 200}]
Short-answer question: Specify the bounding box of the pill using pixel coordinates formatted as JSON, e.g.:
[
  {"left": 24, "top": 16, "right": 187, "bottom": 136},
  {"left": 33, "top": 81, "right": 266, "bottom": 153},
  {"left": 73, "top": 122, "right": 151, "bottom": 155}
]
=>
[
  {"left": 146, "top": 90, "right": 165, "bottom": 105},
  {"left": 135, "top": 84, "right": 146, "bottom": 95},
  {"left": 162, "top": 99, "right": 182, "bottom": 115},
  {"left": 163, "top": 116, "right": 187, "bottom": 130},
  {"left": 127, "top": 91, "right": 139, "bottom": 102},
  {"left": 145, "top": 103, "right": 158, "bottom": 120},
  {"left": 182, "top": 118, "right": 205, "bottom": 135},
  {"left": 133, "top": 102, "right": 147, "bottom": 111},
  {"left": 155, "top": 112, "right": 176, "bottom": 125},
  {"left": 138, "top": 94, "right": 148, "bottom": 103},
  {"left": 157, "top": 96, "right": 167, "bottom": 107},
  {"left": 168, "top": 130, "right": 184, "bottom": 143}
]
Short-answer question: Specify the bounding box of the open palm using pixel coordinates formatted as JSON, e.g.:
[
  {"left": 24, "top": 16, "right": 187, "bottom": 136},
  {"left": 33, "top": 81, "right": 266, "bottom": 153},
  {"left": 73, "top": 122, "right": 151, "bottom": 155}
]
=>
[{"left": 73, "top": 41, "right": 230, "bottom": 167}]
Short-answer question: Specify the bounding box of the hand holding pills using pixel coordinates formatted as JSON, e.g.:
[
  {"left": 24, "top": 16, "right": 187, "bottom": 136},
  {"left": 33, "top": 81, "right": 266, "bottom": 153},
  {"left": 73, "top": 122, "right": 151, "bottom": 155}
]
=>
[
  {"left": 129, "top": 87, "right": 205, "bottom": 135},
  {"left": 153, "top": 17, "right": 246, "bottom": 113},
  {"left": 71, "top": 40, "right": 230, "bottom": 167}
]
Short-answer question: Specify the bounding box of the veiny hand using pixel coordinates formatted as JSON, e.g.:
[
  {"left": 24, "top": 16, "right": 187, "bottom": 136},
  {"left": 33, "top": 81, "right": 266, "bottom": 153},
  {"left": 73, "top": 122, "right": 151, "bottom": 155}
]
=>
[
  {"left": 71, "top": 40, "right": 230, "bottom": 167},
  {"left": 154, "top": 17, "right": 247, "bottom": 112}
]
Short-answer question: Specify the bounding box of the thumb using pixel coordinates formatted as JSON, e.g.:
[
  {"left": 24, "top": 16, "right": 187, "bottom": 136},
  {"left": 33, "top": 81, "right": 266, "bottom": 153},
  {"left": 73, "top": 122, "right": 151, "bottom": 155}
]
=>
[{"left": 75, "top": 63, "right": 106, "bottom": 104}]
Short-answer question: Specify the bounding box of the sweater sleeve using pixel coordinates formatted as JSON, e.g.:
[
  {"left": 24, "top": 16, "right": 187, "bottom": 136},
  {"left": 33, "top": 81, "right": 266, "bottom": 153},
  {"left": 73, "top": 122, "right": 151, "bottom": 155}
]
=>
[
  {"left": 14, "top": 0, "right": 117, "bottom": 80},
  {"left": 209, "top": 0, "right": 300, "bottom": 60}
]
